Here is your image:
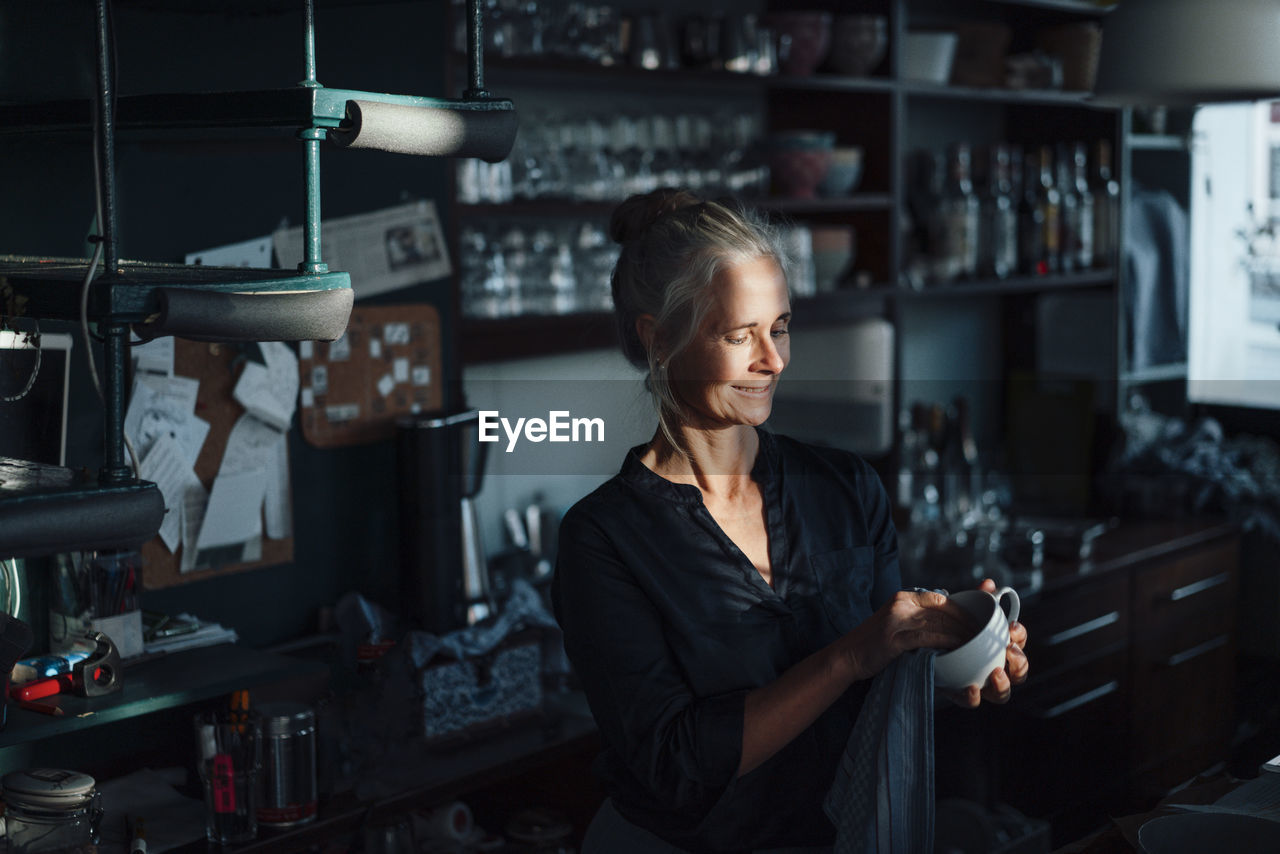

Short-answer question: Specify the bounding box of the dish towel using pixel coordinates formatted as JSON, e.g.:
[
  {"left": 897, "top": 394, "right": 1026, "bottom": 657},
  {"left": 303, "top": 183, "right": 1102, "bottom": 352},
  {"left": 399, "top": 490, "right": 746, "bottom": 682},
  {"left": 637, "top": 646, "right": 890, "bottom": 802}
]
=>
[{"left": 823, "top": 649, "right": 937, "bottom": 854}]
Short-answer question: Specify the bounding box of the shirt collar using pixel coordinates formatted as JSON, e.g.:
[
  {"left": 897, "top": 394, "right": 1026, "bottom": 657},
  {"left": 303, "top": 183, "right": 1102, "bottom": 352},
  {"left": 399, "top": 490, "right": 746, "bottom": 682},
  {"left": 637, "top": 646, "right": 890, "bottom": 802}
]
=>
[{"left": 619, "top": 427, "right": 778, "bottom": 505}]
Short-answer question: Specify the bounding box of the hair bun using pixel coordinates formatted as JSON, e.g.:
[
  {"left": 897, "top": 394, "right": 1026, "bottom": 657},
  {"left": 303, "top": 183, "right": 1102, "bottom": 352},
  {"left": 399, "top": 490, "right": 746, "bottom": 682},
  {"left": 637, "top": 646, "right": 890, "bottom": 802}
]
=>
[{"left": 609, "top": 188, "right": 703, "bottom": 246}]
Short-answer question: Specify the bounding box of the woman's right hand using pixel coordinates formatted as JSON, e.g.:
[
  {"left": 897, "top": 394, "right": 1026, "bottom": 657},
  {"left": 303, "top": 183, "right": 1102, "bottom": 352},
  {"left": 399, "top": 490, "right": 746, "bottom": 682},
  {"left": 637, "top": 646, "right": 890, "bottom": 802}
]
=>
[{"left": 837, "top": 590, "right": 976, "bottom": 682}]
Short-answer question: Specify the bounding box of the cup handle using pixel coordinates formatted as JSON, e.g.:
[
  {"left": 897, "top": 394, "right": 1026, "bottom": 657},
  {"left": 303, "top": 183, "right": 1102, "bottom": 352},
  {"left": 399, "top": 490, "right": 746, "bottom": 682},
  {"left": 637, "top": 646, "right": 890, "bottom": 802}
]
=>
[{"left": 995, "top": 586, "right": 1020, "bottom": 624}]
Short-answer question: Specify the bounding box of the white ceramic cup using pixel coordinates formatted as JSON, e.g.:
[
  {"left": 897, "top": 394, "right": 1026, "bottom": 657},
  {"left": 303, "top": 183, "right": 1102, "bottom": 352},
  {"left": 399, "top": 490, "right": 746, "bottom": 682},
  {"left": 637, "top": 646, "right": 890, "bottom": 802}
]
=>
[{"left": 934, "top": 586, "right": 1021, "bottom": 690}]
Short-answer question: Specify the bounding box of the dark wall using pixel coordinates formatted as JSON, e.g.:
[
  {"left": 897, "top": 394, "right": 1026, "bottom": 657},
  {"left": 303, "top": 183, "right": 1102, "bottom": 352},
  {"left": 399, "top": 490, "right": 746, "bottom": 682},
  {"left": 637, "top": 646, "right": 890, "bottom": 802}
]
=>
[{"left": 1, "top": 1, "right": 455, "bottom": 647}]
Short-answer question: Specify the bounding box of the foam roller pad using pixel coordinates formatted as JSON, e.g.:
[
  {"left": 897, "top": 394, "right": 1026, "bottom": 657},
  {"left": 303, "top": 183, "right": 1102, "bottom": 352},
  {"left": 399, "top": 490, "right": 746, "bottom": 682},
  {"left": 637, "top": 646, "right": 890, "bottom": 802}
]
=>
[
  {"left": 330, "top": 99, "right": 518, "bottom": 163},
  {"left": 140, "top": 287, "right": 353, "bottom": 343},
  {"left": 0, "top": 485, "right": 165, "bottom": 559}
]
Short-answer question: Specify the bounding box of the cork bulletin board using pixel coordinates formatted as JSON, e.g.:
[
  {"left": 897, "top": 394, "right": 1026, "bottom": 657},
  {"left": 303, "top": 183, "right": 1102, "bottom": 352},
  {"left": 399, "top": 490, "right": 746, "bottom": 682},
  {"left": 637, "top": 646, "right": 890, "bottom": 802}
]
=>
[
  {"left": 298, "top": 304, "right": 442, "bottom": 448},
  {"left": 141, "top": 338, "right": 294, "bottom": 589}
]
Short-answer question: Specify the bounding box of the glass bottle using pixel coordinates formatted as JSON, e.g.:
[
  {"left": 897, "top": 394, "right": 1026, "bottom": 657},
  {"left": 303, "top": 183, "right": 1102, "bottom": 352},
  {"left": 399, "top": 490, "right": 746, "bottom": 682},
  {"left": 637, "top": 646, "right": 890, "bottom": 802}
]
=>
[
  {"left": 1056, "top": 142, "right": 1081, "bottom": 273},
  {"left": 982, "top": 143, "right": 1019, "bottom": 279},
  {"left": 1070, "top": 142, "right": 1095, "bottom": 271},
  {"left": 1091, "top": 139, "right": 1120, "bottom": 269},
  {"left": 943, "top": 396, "right": 979, "bottom": 526},
  {"left": 939, "top": 143, "right": 981, "bottom": 281},
  {"left": 1018, "top": 148, "right": 1045, "bottom": 275},
  {"left": 897, "top": 408, "right": 919, "bottom": 512},
  {"left": 912, "top": 150, "right": 945, "bottom": 286},
  {"left": 1034, "top": 145, "right": 1062, "bottom": 274}
]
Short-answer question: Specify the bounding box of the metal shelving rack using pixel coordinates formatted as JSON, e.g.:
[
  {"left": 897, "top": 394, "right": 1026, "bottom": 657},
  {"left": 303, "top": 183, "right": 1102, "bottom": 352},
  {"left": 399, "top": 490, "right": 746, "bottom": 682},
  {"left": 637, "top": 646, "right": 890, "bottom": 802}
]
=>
[
  {"left": 0, "top": 0, "right": 512, "bottom": 558},
  {"left": 448, "top": 0, "right": 1122, "bottom": 368}
]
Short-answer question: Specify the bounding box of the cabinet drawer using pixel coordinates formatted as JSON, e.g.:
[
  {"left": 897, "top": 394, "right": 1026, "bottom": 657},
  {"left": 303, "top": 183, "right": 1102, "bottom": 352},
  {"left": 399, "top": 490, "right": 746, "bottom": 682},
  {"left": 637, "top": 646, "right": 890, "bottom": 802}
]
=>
[
  {"left": 1133, "top": 540, "right": 1238, "bottom": 638},
  {"left": 998, "top": 650, "right": 1129, "bottom": 819},
  {"left": 1131, "top": 628, "right": 1234, "bottom": 793},
  {"left": 1022, "top": 575, "right": 1129, "bottom": 679}
]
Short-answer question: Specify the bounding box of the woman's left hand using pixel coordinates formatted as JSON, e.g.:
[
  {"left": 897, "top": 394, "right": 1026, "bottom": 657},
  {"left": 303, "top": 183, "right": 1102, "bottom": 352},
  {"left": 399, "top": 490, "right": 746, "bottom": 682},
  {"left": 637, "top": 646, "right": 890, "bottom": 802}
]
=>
[{"left": 947, "top": 578, "right": 1030, "bottom": 708}]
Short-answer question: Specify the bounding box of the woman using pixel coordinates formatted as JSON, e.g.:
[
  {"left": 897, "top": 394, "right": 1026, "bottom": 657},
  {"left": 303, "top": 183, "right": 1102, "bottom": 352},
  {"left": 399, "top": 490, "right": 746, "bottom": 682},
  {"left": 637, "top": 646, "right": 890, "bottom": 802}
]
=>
[{"left": 552, "top": 189, "right": 1029, "bottom": 853}]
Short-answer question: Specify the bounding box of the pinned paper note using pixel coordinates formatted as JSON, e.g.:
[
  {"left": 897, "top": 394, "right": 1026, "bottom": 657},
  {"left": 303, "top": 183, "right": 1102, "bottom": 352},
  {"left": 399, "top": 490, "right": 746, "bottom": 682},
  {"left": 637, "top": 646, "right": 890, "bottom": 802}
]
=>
[
  {"left": 295, "top": 304, "right": 442, "bottom": 448},
  {"left": 139, "top": 337, "right": 295, "bottom": 588},
  {"left": 179, "top": 484, "right": 209, "bottom": 573},
  {"left": 185, "top": 235, "right": 274, "bottom": 268},
  {"left": 139, "top": 433, "right": 202, "bottom": 552},
  {"left": 272, "top": 200, "right": 451, "bottom": 299},
  {"left": 232, "top": 344, "right": 299, "bottom": 433},
  {"left": 329, "top": 335, "right": 351, "bottom": 362},
  {"left": 221, "top": 413, "right": 284, "bottom": 475},
  {"left": 383, "top": 323, "right": 410, "bottom": 345},
  {"left": 194, "top": 468, "right": 267, "bottom": 557},
  {"left": 264, "top": 432, "right": 291, "bottom": 540},
  {"left": 132, "top": 336, "right": 175, "bottom": 377},
  {"left": 124, "top": 376, "right": 209, "bottom": 466}
]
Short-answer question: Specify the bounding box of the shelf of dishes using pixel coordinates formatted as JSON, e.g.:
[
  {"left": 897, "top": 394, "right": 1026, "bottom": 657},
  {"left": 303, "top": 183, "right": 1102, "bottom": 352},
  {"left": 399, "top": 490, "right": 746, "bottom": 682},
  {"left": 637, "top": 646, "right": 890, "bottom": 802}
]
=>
[
  {"left": 459, "top": 287, "right": 895, "bottom": 364},
  {"left": 456, "top": 212, "right": 1114, "bottom": 328},
  {"left": 450, "top": 2, "right": 1105, "bottom": 98},
  {"left": 457, "top": 112, "right": 871, "bottom": 206},
  {"left": 457, "top": 267, "right": 1116, "bottom": 364},
  {"left": 455, "top": 196, "right": 895, "bottom": 219},
  {"left": 450, "top": 3, "right": 886, "bottom": 80},
  {"left": 457, "top": 217, "right": 868, "bottom": 320}
]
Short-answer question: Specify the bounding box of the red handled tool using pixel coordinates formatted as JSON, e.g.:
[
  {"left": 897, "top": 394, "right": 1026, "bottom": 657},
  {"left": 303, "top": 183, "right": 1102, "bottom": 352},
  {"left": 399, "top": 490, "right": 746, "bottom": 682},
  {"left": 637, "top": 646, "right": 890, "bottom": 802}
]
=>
[{"left": 12, "top": 673, "right": 74, "bottom": 702}]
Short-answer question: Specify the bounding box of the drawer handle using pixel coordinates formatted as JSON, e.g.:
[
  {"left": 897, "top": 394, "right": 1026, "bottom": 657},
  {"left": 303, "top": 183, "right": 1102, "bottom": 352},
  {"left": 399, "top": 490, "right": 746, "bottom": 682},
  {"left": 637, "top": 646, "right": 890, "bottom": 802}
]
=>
[
  {"left": 1045, "top": 612, "right": 1120, "bottom": 647},
  {"left": 1166, "top": 634, "right": 1229, "bottom": 668},
  {"left": 1041, "top": 680, "right": 1120, "bottom": 719},
  {"left": 1168, "top": 572, "right": 1229, "bottom": 602}
]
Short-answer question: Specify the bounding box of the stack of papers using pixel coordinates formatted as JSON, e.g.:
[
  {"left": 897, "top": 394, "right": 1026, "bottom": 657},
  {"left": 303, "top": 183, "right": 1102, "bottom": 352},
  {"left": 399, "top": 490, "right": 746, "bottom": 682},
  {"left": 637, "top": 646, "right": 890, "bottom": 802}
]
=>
[{"left": 142, "top": 613, "right": 238, "bottom": 656}]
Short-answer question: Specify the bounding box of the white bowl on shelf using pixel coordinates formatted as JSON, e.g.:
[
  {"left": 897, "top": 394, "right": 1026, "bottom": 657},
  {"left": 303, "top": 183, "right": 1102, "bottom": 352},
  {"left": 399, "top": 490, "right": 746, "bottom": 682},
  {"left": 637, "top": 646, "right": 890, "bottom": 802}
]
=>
[{"left": 902, "top": 31, "right": 958, "bottom": 84}]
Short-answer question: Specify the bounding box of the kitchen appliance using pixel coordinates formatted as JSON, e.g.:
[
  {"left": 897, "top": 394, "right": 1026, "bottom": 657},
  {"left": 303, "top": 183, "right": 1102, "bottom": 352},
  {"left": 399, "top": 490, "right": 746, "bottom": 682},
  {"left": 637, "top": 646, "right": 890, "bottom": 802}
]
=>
[
  {"left": 396, "top": 410, "right": 494, "bottom": 635},
  {"left": 769, "top": 318, "right": 895, "bottom": 456}
]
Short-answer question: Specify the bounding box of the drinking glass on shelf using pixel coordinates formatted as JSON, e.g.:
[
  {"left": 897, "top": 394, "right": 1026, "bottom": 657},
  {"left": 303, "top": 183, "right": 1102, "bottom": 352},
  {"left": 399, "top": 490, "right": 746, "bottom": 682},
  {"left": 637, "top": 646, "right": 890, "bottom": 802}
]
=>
[
  {"left": 574, "top": 221, "right": 619, "bottom": 311},
  {"left": 720, "top": 13, "right": 752, "bottom": 73},
  {"left": 549, "top": 242, "right": 579, "bottom": 314},
  {"left": 456, "top": 159, "right": 482, "bottom": 204},
  {"left": 674, "top": 115, "right": 703, "bottom": 192},
  {"left": 755, "top": 24, "right": 778, "bottom": 76},
  {"left": 681, "top": 15, "right": 721, "bottom": 69},
  {"left": 194, "top": 710, "right": 262, "bottom": 845},
  {"left": 535, "top": 119, "right": 570, "bottom": 199},
  {"left": 781, "top": 225, "right": 817, "bottom": 297},
  {"left": 650, "top": 115, "right": 684, "bottom": 190},
  {"left": 460, "top": 227, "right": 492, "bottom": 318}
]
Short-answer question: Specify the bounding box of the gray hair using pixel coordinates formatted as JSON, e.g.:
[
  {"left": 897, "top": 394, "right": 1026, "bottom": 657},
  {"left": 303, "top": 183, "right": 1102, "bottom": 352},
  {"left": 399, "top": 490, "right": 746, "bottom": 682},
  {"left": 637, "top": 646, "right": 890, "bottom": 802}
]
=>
[{"left": 609, "top": 189, "right": 789, "bottom": 456}]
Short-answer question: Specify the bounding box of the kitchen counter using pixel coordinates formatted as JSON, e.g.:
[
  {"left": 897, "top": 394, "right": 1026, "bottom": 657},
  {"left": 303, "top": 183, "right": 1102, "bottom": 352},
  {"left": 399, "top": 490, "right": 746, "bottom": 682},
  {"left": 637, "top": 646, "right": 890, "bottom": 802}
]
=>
[{"left": 1034, "top": 517, "right": 1239, "bottom": 598}]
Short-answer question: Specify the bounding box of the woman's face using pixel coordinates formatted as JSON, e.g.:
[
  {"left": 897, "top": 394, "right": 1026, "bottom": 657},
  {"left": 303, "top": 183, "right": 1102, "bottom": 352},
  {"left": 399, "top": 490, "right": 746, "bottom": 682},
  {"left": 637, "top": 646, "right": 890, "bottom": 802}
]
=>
[{"left": 669, "top": 255, "right": 791, "bottom": 430}]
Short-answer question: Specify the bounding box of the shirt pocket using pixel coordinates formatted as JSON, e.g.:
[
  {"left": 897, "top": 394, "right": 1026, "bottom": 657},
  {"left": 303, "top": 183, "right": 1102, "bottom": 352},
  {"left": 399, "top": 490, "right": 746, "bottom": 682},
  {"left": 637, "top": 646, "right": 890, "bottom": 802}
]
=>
[{"left": 809, "top": 546, "right": 876, "bottom": 634}]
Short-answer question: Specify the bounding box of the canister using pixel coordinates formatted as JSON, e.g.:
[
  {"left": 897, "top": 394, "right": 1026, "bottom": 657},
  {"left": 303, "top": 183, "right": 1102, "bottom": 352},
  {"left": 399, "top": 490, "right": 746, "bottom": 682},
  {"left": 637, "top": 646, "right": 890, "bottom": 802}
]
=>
[
  {"left": 2, "top": 768, "right": 102, "bottom": 854},
  {"left": 255, "top": 702, "right": 317, "bottom": 827}
]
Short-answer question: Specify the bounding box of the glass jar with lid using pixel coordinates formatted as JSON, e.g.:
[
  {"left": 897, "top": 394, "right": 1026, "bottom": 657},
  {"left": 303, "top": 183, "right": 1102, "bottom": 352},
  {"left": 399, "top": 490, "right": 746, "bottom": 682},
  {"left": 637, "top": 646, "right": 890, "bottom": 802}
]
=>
[{"left": 3, "top": 768, "right": 102, "bottom": 854}]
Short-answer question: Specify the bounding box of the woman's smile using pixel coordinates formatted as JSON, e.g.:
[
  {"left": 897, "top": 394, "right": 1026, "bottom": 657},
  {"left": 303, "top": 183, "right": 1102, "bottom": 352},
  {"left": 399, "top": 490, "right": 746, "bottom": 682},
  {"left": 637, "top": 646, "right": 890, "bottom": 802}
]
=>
[{"left": 730, "top": 383, "right": 775, "bottom": 397}]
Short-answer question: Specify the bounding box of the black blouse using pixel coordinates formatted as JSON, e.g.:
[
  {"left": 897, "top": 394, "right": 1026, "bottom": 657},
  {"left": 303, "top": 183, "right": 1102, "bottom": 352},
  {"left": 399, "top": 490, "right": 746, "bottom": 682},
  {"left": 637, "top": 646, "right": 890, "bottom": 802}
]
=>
[{"left": 551, "top": 428, "right": 902, "bottom": 853}]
